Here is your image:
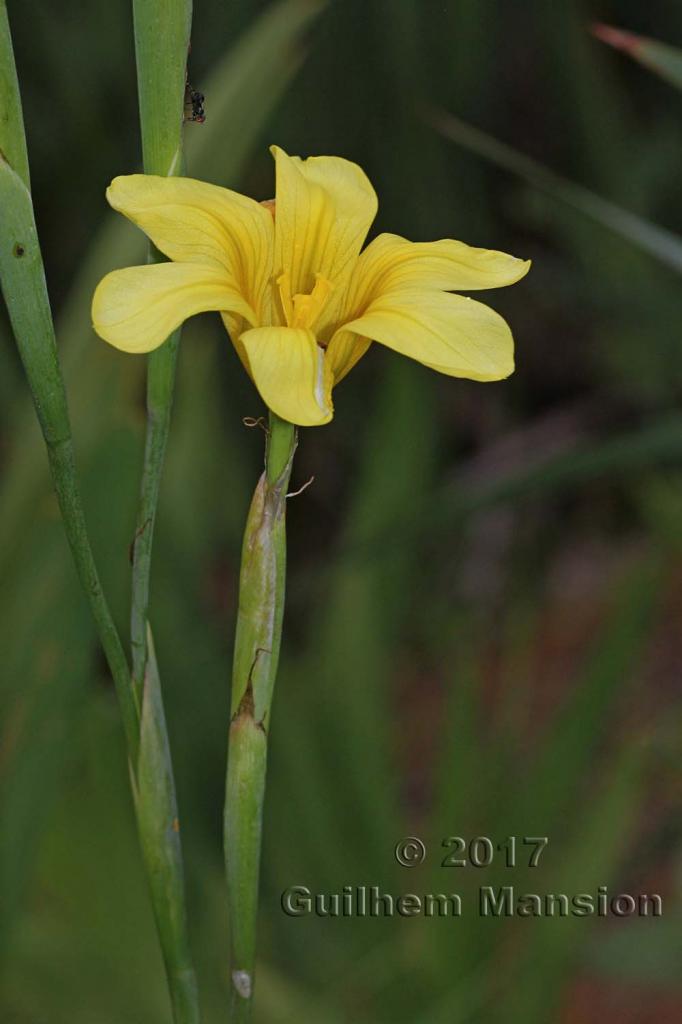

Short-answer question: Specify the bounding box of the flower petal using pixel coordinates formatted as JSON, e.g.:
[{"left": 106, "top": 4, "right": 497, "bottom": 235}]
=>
[
  {"left": 239, "top": 326, "right": 333, "bottom": 426},
  {"left": 271, "top": 146, "right": 377, "bottom": 306},
  {"left": 342, "top": 232, "right": 530, "bottom": 318},
  {"left": 325, "top": 330, "right": 371, "bottom": 384},
  {"left": 106, "top": 175, "right": 274, "bottom": 322},
  {"left": 338, "top": 290, "right": 515, "bottom": 381},
  {"left": 92, "top": 263, "right": 253, "bottom": 354}
]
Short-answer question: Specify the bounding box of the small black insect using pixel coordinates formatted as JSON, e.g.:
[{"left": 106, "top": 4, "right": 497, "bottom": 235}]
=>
[{"left": 184, "top": 82, "right": 205, "bottom": 124}]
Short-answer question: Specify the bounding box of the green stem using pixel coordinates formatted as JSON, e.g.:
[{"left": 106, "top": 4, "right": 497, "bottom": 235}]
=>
[
  {"left": 0, "top": 2, "right": 30, "bottom": 188},
  {"left": 50, "top": 440, "right": 141, "bottom": 756},
  {"left": 1, "top": 5, "right": 198, "bottom": 1022},
  {"left": 0, "top": 11, "right": 140, "bottom": 763},
  {"left": 130, "top": 326, "right": 180, "bottom": 696},
  {"left": 129, "top": 3, "right": 199, "bottom": 1021},
  {"left": 136, "top": 627, "right": 199, "bottom": 1024},
  {"left": 224, "top": 412, "right": 296, "bottom": 1021},
  {"left": 129, "top": 0, "right": 190, "bottom": 688}
]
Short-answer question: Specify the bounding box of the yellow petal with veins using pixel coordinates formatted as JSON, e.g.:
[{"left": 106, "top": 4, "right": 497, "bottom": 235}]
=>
[
  {"left": 337, "top": 289, "right": 514, "bottom": 381},
  {"left": 106, "top": 174, "right": 274, "bottom": 323},
  {"left": 270, "top": 146, "right": 377, "bottom": 326},
  {"left": 92, "top": 263, "right": 255, "bottom": 354},
  {"left": 341, "top": 233, "right": 531, "bottom": 321},
  {"left": 325, "top": 330, "right": 371, "bottom": 384},
  {"left": 240, "top": 326, "right": 333, "bottom": 426}
]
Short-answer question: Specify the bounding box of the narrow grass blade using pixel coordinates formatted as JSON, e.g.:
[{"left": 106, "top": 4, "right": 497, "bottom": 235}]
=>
[
  {"left": 0, "top": 326, "right": 22, "bottom": 425},
  {"left": 134, "top": 626, "right": 198, "bottom": 1022},
  {"left": 1, "top": 2, "right": 323, "bottom": 981},
  {"left": 503, "top": 743, "right": 648, "bottom": 1023},
  {"left": 593, "top": 23, "right": 682, "bottom": 90},
  {"left": 514, "top": 554, "right": 662, "bottom": 829},
  {"left": 130, "top": 326, "right": 181, "bottom": 696},
  {"left": 185, "top": 0, "right": 324, "bottom": 180},
  {"left": 262, "top": 361, "right": 439, "bottom": 999},
  {"left": 2, "top": 692, "right": 180, "bottom": 1024},
  {"left": 0, "top": 129, "right": 138, "bottom": 759},
  {"left": 428, "top": 107, "right": 682, "bottom": 275},
  {"left": 133, "top": 0, "right": 192, "bottom": 176},
  {"left": 589, "top": 918, "right": 682, "bottom": 987},
  {"left": 129, "top": 0, "right": 191, "bottom": 694},
  {"left": 349, "top": 414, "right": 682, "bottom": 563},
  {"left": 127, "top": 4, "right": 200, "bottom": 1021},
  {"left": 1, "top": 6, "right": 198, "bottom": 1019},
  {"left": 0, "top": 0, "right": 323, "bottom": 573},
  {"left": 307, "top": 360, "right": 436, "bottom": 874},
  {"left": 0, "top": 9, "right": 132, "bottom": 729},
  {"left": 0, "top": 2, "right": 30, "bottom": 188},
  {"left": 0, "top": 539, "right": 89, "bottom": 954}
]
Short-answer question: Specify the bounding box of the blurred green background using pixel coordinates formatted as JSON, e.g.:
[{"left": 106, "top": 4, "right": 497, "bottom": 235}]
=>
[{"left": 2, "top": 1, "right": 682, "bottom": 1021}]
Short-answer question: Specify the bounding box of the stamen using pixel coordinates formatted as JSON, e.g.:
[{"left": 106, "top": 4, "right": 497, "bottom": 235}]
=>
[
  {"left": 277, "top": 272, "right": 333, "bottom": 330},
  {"left": 291, "top": 274, "right": 333, "bottom": 330},
  {"left": 277, "top": 273, "right": 294, "bottom": 327}
]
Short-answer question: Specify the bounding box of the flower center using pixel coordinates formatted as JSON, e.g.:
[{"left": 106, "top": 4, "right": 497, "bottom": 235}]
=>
[{"left": 277, "top": 272, "right": 332, "bottom": 332}]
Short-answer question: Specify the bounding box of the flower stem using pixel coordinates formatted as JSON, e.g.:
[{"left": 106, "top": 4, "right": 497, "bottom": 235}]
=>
[
  {"left": 1, "top": 5, "right": 199, "bottom": 1021},
  {"left": 129, "top": 0, "right": 190, "bottom": 691},
  {"left": 0, "top": 6, "right": 141, "bottom": 755},
  {"left": 128, "top": 3, "right": 200, "bottom": 1021},
  {"left": 224, "top": 412, "right": 296, "bottom": 1020},
  {"left": 130, "top": 325, "right": 180, "bottom": 698}
]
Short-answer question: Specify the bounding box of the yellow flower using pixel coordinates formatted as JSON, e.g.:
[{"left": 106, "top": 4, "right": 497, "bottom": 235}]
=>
[{"left": 92, "top": 146, "right": 530, "bottom": 427}]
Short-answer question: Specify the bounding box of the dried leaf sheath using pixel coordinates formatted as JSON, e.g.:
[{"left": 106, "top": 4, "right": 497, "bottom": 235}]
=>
[{"left": 224, "top": 414, "right": 295, "bottom": 1020}]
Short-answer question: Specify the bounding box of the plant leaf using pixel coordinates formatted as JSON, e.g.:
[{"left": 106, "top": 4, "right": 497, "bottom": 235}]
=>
[
  {"left": 593, "top": 23, "right": 682, "bottom": 90},
  {"left": 428, "top": 108, "right": 682, "bottom": 275}
]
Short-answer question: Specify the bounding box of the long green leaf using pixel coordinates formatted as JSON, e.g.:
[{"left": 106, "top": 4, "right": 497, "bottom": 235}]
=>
[
  {"left": 1, "top": 3, "right": 199, "bottom": 1019},
  {"left": 0, "top": 0, "right": 323, "bottom": 580},
  {"left": 128, "top": 4, "right": 201, "bottom": 1022},
  {"left": 185, "top": 0, "right": 323, "bottom": 178},
  {"left": 133, "top": 0, "right": 191, "bottom": 175},
  {"left": 514, "top": 555, "right": 662, "bottom": 830},
  {"left": 429, "top": 107, "right": 682, "bottom": 274},
  {"left": 129, "top": 0, "right": 191, "bottom": 698},
  {"left": 502, "top": 743, "right": 648, "bottom": 1023},
  {"left": 345, "top": 414, "right": 682, "bottom": 564},
  {"left": 0, "top": 2, "right": 30, "bottom": 188},
  {"left": 593, "top": 23, "right": 682, "bottom": 90},
  {"left": 0, "top": 52, "right": 138, "bottom": 758},
  {"left": 135, "top": 627, "right": 198, "bottom": 1021},
  {"left": 0, "top": 5, "right": 323, "bottom": 959}
]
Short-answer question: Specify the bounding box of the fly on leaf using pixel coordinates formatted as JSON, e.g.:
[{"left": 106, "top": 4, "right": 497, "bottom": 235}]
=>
[{"left": 184, "top": 81, "right": 205, "bottom": 124}]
